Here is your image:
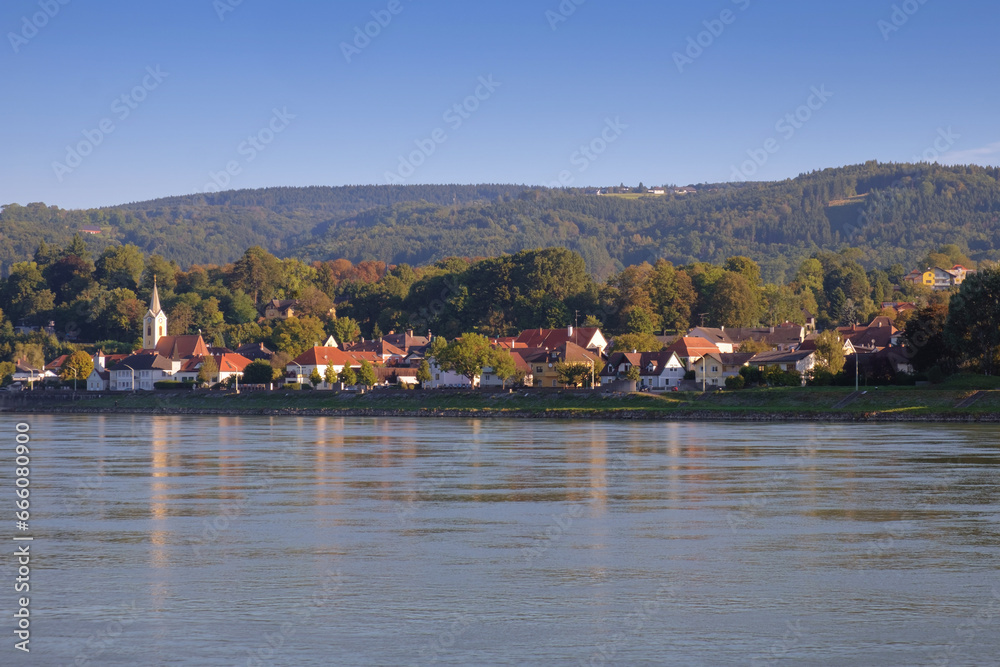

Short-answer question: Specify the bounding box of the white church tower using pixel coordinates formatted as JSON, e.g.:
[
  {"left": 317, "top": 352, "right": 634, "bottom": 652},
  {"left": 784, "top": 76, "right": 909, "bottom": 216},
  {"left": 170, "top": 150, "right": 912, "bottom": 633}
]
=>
[{"left": 143, "top": 277, "right": 168, "bottom": 351}]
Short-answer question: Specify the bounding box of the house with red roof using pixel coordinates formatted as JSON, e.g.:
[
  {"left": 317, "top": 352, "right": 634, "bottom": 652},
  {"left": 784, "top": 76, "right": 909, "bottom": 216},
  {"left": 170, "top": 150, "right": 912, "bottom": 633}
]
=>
[
  {"left": 514, "top": 326, "right": 608, "bottom": 356},
  {"left": 175, "top": 353, "right": 253, "bottom": 385},
  {"left": 286, "top": 347, "right": 381, "bottom": 387}
]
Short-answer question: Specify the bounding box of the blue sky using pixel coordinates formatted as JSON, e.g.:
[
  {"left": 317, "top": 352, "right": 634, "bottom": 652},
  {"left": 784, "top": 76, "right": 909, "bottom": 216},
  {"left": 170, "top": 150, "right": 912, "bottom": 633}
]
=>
[{"left": 1, "top": 0, "right": 997, "bottom": 209}]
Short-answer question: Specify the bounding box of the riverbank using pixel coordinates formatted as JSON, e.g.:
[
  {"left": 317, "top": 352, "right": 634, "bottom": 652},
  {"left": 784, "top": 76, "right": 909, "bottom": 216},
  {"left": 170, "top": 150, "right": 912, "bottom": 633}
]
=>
[{"left": 9, "top": 383, "right": 1000, "bottom": 422}]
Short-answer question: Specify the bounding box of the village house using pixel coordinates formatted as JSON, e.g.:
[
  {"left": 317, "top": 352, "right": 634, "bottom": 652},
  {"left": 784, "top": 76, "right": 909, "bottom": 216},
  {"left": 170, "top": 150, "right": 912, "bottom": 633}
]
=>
[
  {"left": 901, "top": 265, "right": 972, "bottom": 291},
  {"left": 837, "top": 316, "right": 899, "bottom": 353},
  {"left": 175, "top": 352, "right": 253, "bottom": 385},
  {"left": 286, "top": 346, "right": 381, "bottom": 388},
  {"left": 341, "top": 339, "right": 407, "bottom": 364},
  {"left": 692, "top": 352, "right": 756, "bottom": 388},
  {"left": 514, "top": 326, "right": 608, "bottom": 357},
  {"left": 264, "top": 299, "right": 299, "bottom": 320},
  {"left": 664, "top": 336, "right": 723, "bottom": 367},
  {"left": 480, "top": 350, "right": 534, "bottom": 388},
  {"left": 751, "top": 350, "right": 817, "bottom": 378},
  {"left": 601, "top": 350, "right": 686, "bottom": 390}
]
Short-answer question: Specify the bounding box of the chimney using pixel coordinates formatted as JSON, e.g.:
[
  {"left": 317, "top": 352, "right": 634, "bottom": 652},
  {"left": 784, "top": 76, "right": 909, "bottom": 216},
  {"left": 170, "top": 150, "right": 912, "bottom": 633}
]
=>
[
  {"left": 568, "top": 325, "right": 574, "bottom": 338},
  {"left": 406, "top": 329, "right": 413, "bottom": 337},
  {"left": 720, "top": 325, "right": 724, "bottom": 331}
]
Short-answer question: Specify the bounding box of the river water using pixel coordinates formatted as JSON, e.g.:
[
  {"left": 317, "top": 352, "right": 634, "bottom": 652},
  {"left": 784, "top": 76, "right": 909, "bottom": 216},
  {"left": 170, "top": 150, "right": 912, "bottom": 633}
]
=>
[{"left": 9, "top": 415, "right": 1000, "bottom": 665}]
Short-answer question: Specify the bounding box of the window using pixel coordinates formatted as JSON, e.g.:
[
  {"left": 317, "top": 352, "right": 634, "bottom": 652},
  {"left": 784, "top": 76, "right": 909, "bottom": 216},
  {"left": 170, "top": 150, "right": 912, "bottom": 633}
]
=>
[
  {"left": 435, "top": 374, "right": 440, "bottom": 380},
  {"left": 536, "top": 366, "right": 543, "bottom": 373},
  {"left": 711, "top": 366, "right": 719, "bottom": 373}
]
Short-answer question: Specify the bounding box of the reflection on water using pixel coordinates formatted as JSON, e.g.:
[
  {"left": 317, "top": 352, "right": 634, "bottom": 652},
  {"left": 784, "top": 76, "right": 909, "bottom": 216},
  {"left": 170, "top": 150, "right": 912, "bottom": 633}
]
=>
[{"left": 20, "top": 415, "right": 1000, "bottom": 666}]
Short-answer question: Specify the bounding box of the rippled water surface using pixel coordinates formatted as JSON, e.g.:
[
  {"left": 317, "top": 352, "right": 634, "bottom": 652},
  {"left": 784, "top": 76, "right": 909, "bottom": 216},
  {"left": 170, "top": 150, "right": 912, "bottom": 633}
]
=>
[{"left": 13, "top": 415, "right": 1000, "bottom": 665}]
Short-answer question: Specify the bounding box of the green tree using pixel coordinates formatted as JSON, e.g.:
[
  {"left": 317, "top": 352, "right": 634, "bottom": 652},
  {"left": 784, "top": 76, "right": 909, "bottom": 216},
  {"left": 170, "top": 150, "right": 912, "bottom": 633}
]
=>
[
  {"left": 814, "top": 330, "right": 846, "bottom": 375},
  {"left": 95, "top": 244, "right": 144, "bottom": 290},
  {"left": 230, "top": 246, "right": 284, "bottom": 304},
  {"left": 60, "top": 350, "right": 94, "bottom": 385},
  {"left": 490, "top": 349, "right": 518, "bottom": 388},
  {"left": 0, "top": 360, "right": 15, "bottom": 386},
  {"left": 357, "top": 360, "right": 377, "bottom": 387},
  {"left": 436, "top": 333, "right": 494, "bottom": 386},
  {"left": 13, "top": 342, "right": 45, "bottom": 369},
  {"left": 416, "top": 359, "right": 432, "bottom": 387},
  {"left": 610, "top": 332, "right": 663, "bottom": 353},
  {"left": 724, "top": 256, "right": 762, "bottom": 287},
  {"left": 624, "top": 307, "right": 658, "bottom": 335},
  {"left": 309, "top": 367, "right": 322, "bottom": 388},
  {"left": 707, "top": 272, "right": 760, "bottom": 327},
  {"left": 228, "top": 291, "right": 259, "bottom": 324},
  {"left": 198, "top": 355, "right": 219, "bottom": 385},
  {"left": 242, "top": 359, "right": 275, "bottom": 384},
  {"left": 945, "top": 268, "right": 1000, "bottom": 375},
  {"left": 556, "top": 361, "right": 592, "bottom": 387},
  {"left": 270, "top": 316, "right": 326, "bottom": 359},
  {"left": 903, "top": 301, "right": 954, "bottom": 373},
  {"left": 1, "top": 262, "right": 56, "bottom": 324},
  {"left": 625, "top": 365, "right": 641, "bottom": 382},
  {"left": 324, "top": 361, "right": 337, "bottom": 387},
  {"left": 338, "top": 365, "right": 357, "bottom": 386},
  {"left": 332, "top": 317, "right": 361, "bottom": 346}
]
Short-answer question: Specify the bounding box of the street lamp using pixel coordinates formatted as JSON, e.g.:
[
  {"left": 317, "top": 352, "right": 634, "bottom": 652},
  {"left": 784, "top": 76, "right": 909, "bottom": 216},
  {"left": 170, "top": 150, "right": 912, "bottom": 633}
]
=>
[{"left": 122, "top": 363, "right": 135, "bottom": 392}]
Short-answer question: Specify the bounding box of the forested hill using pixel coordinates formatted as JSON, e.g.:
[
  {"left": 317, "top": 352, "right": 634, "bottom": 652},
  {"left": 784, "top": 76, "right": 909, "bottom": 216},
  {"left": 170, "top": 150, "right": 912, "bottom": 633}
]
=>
[
  {"left": 0, "top": 184, "right": 532, "bottom": 273},
  {"left": 3, "top": 162, "right": 999, "bottom": 282}
]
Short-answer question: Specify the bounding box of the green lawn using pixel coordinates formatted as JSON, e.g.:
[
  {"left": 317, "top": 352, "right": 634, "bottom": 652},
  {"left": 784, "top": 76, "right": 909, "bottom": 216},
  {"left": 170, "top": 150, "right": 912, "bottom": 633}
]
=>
[{"left": 34, "top": 381, "right": 999, "bottom": 420}]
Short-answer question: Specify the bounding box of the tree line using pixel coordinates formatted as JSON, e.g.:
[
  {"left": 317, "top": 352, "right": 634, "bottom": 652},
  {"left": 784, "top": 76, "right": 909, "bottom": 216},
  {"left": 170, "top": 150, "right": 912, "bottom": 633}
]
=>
[{"left": 2, "top": 235, "right": 997, "bottom": 385}]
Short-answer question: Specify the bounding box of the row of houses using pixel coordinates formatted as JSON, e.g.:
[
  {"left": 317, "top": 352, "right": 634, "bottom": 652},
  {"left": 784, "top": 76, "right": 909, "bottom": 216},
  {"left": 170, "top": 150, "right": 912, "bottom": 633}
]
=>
[{"left": 13, "top": 277, "right": 914, "bottom": 392}]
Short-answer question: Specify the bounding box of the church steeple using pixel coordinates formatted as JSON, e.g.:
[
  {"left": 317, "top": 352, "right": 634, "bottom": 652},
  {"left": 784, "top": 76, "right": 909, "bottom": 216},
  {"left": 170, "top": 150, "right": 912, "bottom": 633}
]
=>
[
  {"left": 148, "top": 276, "right": 163, "bottom": 316},
  {"left": 143, "top": 276, "right": 168, "bottom": 351}
]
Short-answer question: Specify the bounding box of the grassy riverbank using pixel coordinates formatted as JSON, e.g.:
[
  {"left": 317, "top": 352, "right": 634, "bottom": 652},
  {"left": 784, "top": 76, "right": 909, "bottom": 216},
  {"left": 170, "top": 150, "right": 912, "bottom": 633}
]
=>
[{"left": 12, "top": 377, "right": 1000, "bottom": 422}]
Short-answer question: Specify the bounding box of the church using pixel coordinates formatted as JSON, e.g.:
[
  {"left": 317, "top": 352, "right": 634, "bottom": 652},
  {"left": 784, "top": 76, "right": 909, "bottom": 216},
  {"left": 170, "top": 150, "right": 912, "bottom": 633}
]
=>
[{"left": 101, "top": 279, "right": 214, "bottom": 391}]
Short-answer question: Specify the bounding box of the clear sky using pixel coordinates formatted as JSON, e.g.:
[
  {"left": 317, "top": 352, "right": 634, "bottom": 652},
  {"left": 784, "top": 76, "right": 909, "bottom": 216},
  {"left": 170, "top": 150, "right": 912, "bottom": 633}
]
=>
[{"left": 2, "top": 0, "right": 997, "bottom": 209}]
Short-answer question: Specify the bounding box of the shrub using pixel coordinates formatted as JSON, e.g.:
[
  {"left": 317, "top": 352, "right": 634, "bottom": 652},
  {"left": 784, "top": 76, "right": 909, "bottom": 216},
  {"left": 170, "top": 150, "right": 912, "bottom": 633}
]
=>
[
  {"left": 808, "top": 368, "right": 835, "bottom": 386},
  {"left": 282, "top": 383, "right": 302, "bottom": 391},
  {"left": 725, "top": 375, "right": 745, "bottom": 390}
]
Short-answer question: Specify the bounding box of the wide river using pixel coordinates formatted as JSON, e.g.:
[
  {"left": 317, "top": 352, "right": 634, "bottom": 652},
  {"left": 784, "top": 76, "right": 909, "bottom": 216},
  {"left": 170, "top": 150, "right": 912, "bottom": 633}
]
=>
[{"left": 8, "top": 414, "right": 1000, "bottom": 666}]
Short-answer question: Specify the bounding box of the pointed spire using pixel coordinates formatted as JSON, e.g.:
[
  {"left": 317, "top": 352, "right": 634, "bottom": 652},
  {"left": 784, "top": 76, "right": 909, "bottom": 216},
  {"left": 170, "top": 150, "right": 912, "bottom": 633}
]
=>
[{"left": 149, "top": 275, "right": 162, "bottom": 315}]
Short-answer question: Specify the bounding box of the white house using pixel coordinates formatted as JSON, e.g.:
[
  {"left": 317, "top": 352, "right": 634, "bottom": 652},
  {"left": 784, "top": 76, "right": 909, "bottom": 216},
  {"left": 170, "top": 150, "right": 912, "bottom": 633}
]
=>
[
  {"left": 108, "top": 353, "right": 175, "bottom": 391},
  {"left": 640, "top": 351, "right": 686, "bottom": 389},
  {"left": 425, "top": 359, "right": 477, "bottom": 389}
]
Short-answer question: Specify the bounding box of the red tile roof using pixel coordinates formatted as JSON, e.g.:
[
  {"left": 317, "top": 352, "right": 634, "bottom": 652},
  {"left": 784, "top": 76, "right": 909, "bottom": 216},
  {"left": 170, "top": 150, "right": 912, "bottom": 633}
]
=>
[
  {"left": 514, "top": 327, "right": 603, "bottom": 350},
  {"left": 152, "top": 335, "right": 210, "bottom": 360},
  {"left": 663, "top": 336, "right": 720, "bottom": 358}
]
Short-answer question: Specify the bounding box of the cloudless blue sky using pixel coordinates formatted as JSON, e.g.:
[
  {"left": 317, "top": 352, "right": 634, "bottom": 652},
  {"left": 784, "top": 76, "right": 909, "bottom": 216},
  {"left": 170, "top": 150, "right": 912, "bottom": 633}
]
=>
[{"left": 2, "top": 0, "right": 997, "bottom": 209}]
